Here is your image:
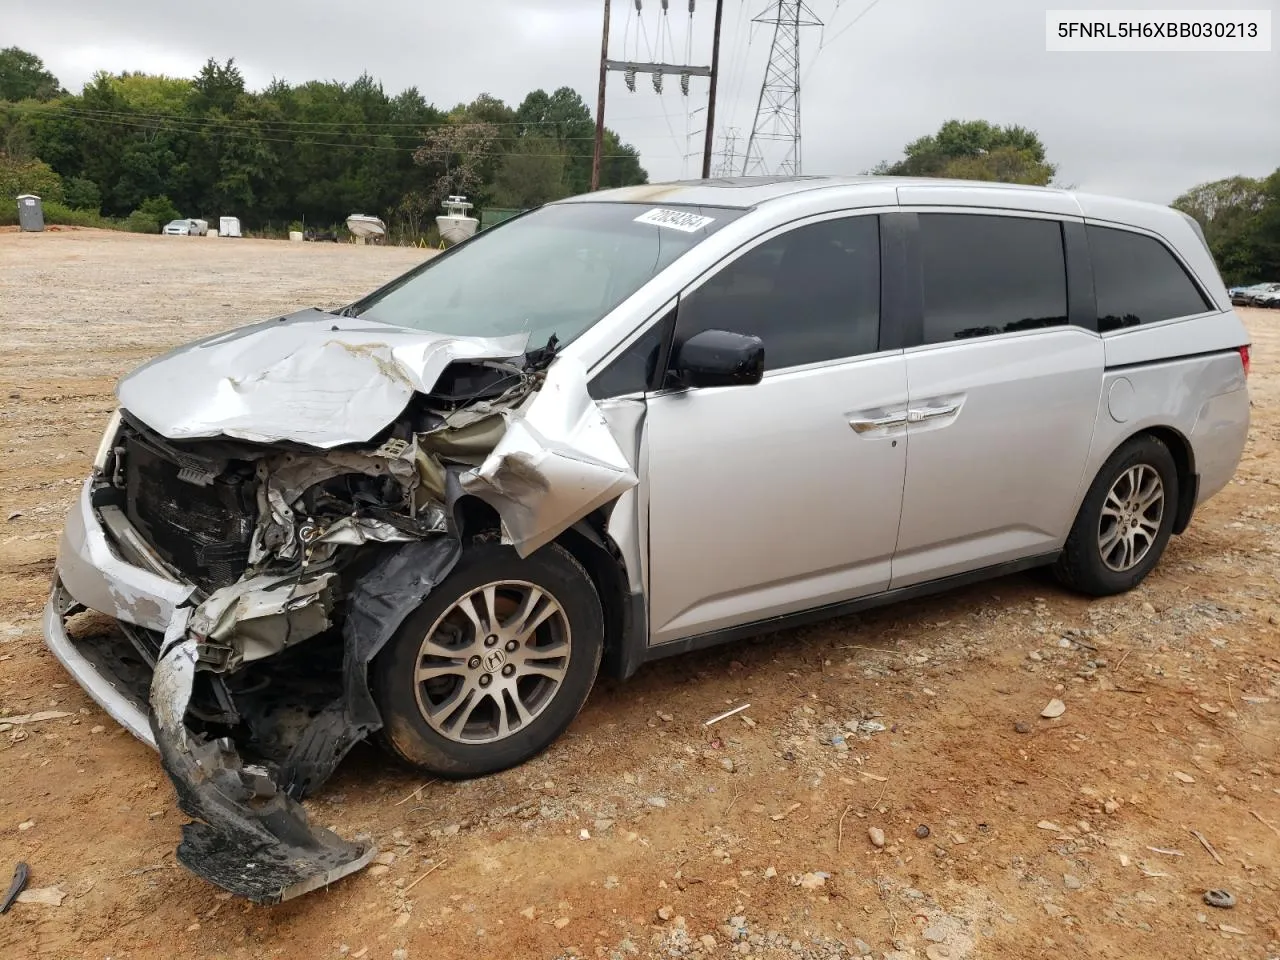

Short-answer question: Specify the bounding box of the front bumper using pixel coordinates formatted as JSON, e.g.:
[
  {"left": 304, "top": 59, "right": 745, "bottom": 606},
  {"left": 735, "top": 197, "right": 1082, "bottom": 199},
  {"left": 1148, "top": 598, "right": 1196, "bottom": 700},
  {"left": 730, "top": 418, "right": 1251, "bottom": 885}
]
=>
[
  {"left": 43, "top": 480, "right": 378, "bottom": 903},
  {"left": 43, "top": 478, "right": 196, "bottom": 747},
  {"left": 43, "top": 585, "right": 156, "bottom": 747}
]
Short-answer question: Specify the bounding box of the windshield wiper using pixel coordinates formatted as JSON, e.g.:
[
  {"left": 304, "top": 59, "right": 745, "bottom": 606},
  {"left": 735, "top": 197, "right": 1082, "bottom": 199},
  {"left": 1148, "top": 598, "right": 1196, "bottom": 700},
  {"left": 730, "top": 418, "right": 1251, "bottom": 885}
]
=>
[{"left": 525, "top": 333, "right": 559, "bottom": 372}]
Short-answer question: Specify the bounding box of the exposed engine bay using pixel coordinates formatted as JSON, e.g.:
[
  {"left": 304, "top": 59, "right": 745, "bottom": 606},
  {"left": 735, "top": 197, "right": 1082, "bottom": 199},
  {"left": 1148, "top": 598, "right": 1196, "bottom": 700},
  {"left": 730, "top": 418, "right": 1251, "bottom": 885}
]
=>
[{"left": 51, "top": 316, "right": 640, "bottom": 903}]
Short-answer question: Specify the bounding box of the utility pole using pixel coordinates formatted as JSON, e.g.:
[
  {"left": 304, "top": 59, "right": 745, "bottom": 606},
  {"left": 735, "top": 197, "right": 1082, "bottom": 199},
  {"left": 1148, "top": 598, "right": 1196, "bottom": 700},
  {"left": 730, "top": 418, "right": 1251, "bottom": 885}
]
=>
[
  {"left": 700, "top": 0, "right": 726, "bottom": 179},
  {"left": 591, "top": 0, "right": 613, "bottom": 192},
  {"left": 592, "top": 0, "right": 725, "bottom": 190}
]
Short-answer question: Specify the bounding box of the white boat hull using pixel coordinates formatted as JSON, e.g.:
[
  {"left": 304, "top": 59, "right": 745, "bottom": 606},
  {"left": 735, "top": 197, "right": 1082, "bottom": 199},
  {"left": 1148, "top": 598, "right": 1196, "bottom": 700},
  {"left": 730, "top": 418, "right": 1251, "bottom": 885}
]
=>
[
  {"left": 346, "top": 215, "right": 386, "bottom": 240},
  {"left": 437, "top": 215, "right": 478, "bottom": 246}
]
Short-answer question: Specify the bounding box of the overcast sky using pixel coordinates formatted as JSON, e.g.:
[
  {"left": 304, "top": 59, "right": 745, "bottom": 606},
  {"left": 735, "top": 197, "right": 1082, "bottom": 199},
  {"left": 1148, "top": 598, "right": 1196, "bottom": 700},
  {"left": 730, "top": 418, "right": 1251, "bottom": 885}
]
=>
[{"left": 8, "top": 0, "right": 1278, "bottom": 202}]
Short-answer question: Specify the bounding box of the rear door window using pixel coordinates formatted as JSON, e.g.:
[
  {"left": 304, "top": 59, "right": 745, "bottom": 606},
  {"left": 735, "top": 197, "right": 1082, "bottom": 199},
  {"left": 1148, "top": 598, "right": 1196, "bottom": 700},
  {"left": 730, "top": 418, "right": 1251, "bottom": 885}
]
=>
[
  {"left": 1087, "top": 225, "right": 1212, "bottom": 331},
  {"left": 917, "top": 214, "right": 1068, "bottom": 344}
]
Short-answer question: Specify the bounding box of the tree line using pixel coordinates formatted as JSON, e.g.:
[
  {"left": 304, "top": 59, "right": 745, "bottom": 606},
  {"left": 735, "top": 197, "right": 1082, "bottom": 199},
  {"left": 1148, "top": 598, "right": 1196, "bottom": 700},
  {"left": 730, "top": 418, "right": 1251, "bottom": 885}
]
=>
[
  {"left": 0, "top": 47, "right": 647, "bottom": 239},
  {"left": 2, "top": 46, "right": 1277, "bottom": 278},
  {"left": 1172, "top": 173, "right": 1280, "bottom": 286}
]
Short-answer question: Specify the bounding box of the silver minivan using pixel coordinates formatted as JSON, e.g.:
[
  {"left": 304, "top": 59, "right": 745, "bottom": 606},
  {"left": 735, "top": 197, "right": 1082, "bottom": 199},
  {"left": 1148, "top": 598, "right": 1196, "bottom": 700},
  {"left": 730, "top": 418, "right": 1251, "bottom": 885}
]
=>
[{"left": 44, "top": 177, "right": 1252, "bottom": 901}]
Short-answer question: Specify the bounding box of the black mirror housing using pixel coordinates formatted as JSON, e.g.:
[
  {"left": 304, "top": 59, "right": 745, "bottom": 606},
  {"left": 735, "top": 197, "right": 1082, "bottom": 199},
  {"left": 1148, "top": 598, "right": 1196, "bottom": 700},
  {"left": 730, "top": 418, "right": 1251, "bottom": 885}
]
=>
[{"left": 670, "top": 329, "right": 765, "bottom": 389}]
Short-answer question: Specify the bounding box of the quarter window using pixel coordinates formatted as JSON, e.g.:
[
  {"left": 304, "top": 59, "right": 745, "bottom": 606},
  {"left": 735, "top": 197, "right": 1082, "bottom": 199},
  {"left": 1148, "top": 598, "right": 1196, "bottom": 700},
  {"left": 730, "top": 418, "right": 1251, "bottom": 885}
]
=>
[
  {"left": 1087, "top": 225, "right": 1211, "bottom": 331},
  {"left": 588, "top": 312, "right": 673, "bottom": 399},
  {"left": 918, "top": 214, "right": 1068, "bottom": 344},
  {"left": 673, "top": 215, "right": 881, "bottom": 371}
]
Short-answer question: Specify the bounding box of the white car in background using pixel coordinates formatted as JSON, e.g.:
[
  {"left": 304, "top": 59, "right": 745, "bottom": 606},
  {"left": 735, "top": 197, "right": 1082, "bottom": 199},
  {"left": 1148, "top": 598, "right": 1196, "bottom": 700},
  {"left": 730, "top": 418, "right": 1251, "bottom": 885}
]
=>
[{"left": 163, "top": 218, "right": 209, "bottom": 236}]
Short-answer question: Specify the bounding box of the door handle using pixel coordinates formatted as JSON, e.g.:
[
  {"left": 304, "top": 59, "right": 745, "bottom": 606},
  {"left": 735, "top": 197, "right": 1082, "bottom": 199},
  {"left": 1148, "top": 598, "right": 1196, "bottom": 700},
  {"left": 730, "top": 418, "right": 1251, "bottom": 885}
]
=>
[
  {"left": 906, "top": 402, "right": 961, "bottom": 423},
  {"left": 848, "top": 413, "right": 908, "bottom": 433}
]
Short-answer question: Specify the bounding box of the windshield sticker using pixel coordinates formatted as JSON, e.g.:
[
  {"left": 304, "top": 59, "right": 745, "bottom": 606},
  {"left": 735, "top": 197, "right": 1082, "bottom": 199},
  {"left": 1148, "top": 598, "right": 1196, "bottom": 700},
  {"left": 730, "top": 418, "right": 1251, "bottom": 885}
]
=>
[{"left": 634, "top": 208, "right": 716, "bottom": 233}]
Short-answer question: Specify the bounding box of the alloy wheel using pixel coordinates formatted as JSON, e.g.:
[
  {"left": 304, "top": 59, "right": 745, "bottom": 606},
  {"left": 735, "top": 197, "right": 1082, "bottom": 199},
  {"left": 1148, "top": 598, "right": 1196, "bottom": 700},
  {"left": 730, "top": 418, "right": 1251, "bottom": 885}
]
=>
[
  {"left": 1097, "top": 464, "right": 1165, "bottom": 573},
  {"left": 412, "top": 580, "right": 572, "bottom": 744}
]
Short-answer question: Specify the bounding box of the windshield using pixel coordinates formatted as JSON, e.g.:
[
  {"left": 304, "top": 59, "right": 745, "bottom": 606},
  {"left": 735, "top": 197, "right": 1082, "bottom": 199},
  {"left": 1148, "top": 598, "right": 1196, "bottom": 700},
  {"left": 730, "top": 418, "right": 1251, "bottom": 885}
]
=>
[{"left": 351, "top": 201, "right": 744, "bottom": 347}]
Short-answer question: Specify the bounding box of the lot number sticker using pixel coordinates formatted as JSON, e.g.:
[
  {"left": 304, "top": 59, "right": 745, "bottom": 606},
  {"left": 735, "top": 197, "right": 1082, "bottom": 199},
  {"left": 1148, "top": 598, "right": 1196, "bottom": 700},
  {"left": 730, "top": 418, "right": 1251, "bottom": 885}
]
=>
[{"left": 634, "top": 208, "right": 716, "bottom": 232}]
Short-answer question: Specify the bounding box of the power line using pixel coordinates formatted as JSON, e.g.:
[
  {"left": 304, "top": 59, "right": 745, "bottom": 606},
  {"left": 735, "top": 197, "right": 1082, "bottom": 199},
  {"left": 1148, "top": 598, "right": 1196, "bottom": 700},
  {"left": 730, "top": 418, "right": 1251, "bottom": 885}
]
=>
[
  {"left": 44, "top": 112, "right": 670, "bottom": 158},
  {"left": 721, "top": 0, "right": 758, "bottom": 131},
  {"left": 801, "top": 0, "right": 885, "bottom": 86},
  {"left": 9, "top": 105, "right": 683, "bottom": 145},
  {"left": 6, "top": 101, "right": 678, "bottom": 132}
]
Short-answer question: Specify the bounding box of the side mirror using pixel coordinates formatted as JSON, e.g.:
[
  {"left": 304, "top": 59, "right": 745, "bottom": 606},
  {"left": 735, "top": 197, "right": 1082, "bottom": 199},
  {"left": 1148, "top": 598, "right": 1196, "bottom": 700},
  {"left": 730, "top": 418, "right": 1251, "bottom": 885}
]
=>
[{"left": 670, "top": 329, "right": 765, "bottom": 389}]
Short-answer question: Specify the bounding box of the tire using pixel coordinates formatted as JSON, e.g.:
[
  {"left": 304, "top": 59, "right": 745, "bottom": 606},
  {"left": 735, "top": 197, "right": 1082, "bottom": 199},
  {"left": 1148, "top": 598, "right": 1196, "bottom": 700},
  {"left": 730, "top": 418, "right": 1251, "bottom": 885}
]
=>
[
  {"left": 370, "top": 540, "right": 604, "bottom": 779},
  {"left": 1054, "top": 434, "right": 1179, "bottom": 597}
]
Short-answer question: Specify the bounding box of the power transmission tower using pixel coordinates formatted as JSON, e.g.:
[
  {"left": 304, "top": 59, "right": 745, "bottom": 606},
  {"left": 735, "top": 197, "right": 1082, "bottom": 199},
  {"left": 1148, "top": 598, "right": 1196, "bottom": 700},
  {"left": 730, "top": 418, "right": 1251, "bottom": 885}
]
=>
[
  {"left": 741, "top": 0, "right": 822, "bottom": 177},
  {"left": 713, "top": 127, "right": 740, "bottom": 177}
]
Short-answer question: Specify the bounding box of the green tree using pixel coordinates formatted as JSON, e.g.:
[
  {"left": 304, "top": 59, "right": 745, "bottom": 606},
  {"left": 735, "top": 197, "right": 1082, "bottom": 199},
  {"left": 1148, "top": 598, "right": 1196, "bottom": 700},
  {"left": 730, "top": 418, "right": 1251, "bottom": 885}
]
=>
[
  {"left": 0, "top": 155, "right": 63, "bottom": 202},
  {"left": 1173, "top": 175, "right": 1269, "bottom": 284},
  {"left": 492, "top": 136, "right": 568, "bottom": 209},
  {"left": 0, "top": 47, "right": 63, "bottom": 102},
  {"left": 190, "top": 58, "right": 245, "bottom": 115},
  {"left": 1250, "top": 169, "right": 1280, "bottom": 280},
  {"left": 109, "top": 72, "right": 193, "bottom": 114},
  {"left": 874, "top": 120, "right": 1057, "bottom": 185},
  {"left": 1171, "top": 169, "right": 1280, "bottom": 285},
  {"left": 938, "top": 145, "right": 1056, "bottom": 186},
  {"left": 414, "top": 121, "right": 500, "bottom": 206},
  {"left": 63, "top": 176, "right": 101, "bottom": 211}
]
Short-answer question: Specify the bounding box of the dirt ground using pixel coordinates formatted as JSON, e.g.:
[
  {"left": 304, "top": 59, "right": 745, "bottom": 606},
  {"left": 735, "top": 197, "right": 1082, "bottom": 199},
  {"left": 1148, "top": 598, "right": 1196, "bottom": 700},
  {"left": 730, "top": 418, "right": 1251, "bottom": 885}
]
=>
[{"left": 0, "top": 228, "right": 1277, "bottom": 960}]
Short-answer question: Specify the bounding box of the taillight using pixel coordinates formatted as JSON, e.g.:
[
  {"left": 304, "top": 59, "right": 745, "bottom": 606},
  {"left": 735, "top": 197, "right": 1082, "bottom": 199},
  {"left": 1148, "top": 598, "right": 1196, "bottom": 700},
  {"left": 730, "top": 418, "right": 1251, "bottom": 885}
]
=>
[{"left": 1239, "top": 345, "right": 1250, "bottom": 377}]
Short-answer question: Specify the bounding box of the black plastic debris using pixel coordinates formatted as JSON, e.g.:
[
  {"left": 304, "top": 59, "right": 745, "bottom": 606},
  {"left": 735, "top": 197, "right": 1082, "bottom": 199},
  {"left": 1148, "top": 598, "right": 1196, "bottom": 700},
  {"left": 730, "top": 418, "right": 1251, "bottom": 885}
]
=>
[{"left": 1, "top": 862, "right": 29, "bottom": 914}]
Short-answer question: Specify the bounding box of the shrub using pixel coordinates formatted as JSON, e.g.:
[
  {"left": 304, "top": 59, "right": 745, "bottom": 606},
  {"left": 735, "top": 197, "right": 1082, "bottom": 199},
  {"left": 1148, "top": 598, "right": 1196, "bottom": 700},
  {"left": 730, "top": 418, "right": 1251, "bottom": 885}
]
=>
[
  {"left": 125, "top": 210, "right": 161, "bottom": 233},
  {"left": 127, "top": 195, "right": 181, "bottom": 233},
  {"left": 41, "top": 200, "right": 115, "bottom": 228}
]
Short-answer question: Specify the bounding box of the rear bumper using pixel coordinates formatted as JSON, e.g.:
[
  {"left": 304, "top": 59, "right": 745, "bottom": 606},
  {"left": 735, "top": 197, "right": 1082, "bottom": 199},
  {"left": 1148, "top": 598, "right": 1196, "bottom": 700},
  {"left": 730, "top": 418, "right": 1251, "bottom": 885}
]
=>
[{"left": 1192, "top": 386, "right": 1251, "bottom": 505}]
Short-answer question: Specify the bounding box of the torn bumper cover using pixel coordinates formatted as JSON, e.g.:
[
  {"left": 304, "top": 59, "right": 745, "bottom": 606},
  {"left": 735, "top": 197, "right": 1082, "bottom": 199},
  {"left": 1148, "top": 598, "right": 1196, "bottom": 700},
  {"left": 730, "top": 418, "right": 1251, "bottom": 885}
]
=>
[
  {"left": 43, "top": 336, "right": 637, "bottom": 904},
  {"left": 150, "top": 631, "right": 377, "bottom": 903}
]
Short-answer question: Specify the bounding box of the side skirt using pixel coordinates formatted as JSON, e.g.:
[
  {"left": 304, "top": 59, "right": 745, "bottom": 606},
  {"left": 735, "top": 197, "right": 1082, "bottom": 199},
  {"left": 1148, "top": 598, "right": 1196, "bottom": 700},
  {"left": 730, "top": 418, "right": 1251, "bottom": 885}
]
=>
[{"left": 625, "top": 552, "right": 1062, "bottom": 675}]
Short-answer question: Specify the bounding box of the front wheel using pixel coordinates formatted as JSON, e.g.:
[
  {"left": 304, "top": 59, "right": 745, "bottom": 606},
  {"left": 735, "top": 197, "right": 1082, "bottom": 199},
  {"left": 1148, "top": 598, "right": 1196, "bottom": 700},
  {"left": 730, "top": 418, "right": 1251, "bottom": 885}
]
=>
[
  {"left": 370, "top": 540, "right": 604, "bottom": 779},
  {"left": 1054, "top": 434, "right": 1179, "bottom": 597}
]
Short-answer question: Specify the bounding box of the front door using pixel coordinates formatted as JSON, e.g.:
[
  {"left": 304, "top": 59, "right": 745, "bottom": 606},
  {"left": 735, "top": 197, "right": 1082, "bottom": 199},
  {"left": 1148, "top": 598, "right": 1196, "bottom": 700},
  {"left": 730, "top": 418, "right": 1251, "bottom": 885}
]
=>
[{"left": 643, "top": 212, "right": 910, "bottom": 644}]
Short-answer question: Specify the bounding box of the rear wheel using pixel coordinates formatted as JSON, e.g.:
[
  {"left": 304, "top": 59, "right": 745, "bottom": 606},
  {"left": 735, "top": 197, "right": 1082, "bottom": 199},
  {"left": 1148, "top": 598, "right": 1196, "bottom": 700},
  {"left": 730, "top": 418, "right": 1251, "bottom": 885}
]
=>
[
  {"left": 371, "top": 540, "right": 603, "bottom": 779},
  {"left": 1054, "top": 435, "right": 1179, "bottom": 597}
]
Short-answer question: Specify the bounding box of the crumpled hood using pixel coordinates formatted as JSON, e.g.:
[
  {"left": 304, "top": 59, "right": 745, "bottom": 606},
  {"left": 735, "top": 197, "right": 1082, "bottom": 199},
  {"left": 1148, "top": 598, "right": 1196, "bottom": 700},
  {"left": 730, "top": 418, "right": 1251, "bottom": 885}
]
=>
[{"left": 117, "top": 308, "right": 530, "bottom": 448}]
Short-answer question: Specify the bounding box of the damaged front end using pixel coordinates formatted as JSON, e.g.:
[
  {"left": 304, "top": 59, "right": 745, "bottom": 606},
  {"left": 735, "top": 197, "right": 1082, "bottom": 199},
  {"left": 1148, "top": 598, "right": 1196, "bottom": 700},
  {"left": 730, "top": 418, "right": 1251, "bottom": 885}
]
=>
[{"left": 45, "top": 321, "right": 638, "bottom": 903}]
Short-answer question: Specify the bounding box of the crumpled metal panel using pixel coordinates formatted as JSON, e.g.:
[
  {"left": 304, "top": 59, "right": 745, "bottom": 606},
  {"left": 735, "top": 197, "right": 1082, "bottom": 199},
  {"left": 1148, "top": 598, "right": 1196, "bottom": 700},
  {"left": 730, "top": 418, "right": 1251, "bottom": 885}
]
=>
[
  {"left": 56, "top": 479, "right": 195, "bottom": 632},
  {"left": 150, "top": 632, "right": 375, "bottom": 905},
  {"left": 117, "top": 309, "right": 529, "bottom": 447},
  {"left": 461, "top": 358, "right": 640, "bottom": 557},
  {"left": 598, "top": 399, "right": 648, "bottom": 594},
  {"left": 189, "top": 572, "right": 336, "bottom": 666}
]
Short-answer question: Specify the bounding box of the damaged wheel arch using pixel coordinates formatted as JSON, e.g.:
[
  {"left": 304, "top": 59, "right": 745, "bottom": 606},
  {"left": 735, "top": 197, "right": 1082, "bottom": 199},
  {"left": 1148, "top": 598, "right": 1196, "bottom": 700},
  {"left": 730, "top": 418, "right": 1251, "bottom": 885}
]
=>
[{"left": 449, "top": 494, "right": 645, "bottom": 684}]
